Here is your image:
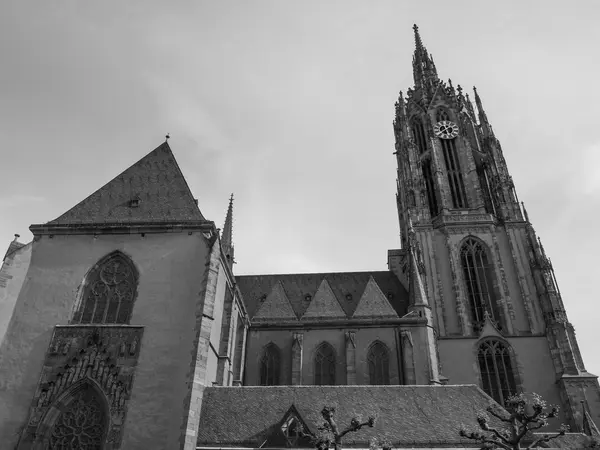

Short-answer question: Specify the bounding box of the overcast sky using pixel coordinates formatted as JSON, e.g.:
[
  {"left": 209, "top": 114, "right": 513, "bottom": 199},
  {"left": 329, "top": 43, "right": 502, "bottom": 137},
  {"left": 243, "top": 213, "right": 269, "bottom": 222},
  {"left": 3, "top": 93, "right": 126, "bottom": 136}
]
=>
[{"left": 2, "top": 1, "right": 600, "bottom": 375}]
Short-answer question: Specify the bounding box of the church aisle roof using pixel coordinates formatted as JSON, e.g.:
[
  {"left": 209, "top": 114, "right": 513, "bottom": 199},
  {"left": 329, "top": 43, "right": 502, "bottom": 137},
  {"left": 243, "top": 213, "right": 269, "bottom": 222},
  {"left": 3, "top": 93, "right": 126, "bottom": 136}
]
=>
[
  {"left": 196, "top": 385, "right": 501, "bottom": 448},
  {"left": 47, "top": 142, "right": 205, "bottom": 225},
  {"left": 236, "top": 271, "right": 408, "bottom": 320}
]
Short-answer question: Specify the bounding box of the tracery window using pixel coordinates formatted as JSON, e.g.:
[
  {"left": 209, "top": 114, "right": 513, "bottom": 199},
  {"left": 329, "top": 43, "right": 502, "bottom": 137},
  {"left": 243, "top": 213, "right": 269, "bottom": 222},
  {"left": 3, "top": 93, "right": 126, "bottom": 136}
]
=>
[
  {"left": 48, "top": 384, "right": 107, "bottom": 449},
  {"left": 367, "top": 341, "right": 390, "bottom": 385},
  {"left": 460, "top": 238, "right": 502, "bottom": 328},
  {"left": 477, "top": 339, "right": 517, "bottom": 405},
  {"left": 441, "top": 136, "right": 467, "bottom": 208},
  {"left": 260, "top": 344, "right": 280, "bottom": 386},
  {"left": 73, "top": 251, "right": 138, "bottom": 324},
  {"left": 436, "top": 109, "right": 450, "bottom": 122},
  {"left": 411, "top": 118, "right": 428, "bottom": 154},
  {"left": 314, "top": 342, "right": 336, "bottom": 385}
]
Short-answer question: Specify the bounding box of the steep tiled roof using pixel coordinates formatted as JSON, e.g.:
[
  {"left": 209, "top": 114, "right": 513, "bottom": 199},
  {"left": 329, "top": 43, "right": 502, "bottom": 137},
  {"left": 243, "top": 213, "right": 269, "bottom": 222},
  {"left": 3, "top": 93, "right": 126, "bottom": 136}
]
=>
[
  {"left": 236, "top": 271, "right": 408, "bottom": 320},
  {"left": 196, "top": 385, "right": 501, "bottom": 447},
  {"left": 47, "top": 142, "right": 205, "bottom": 225},
  {"left": 536, "top": 432, "right": 595, "bottom": 448}
]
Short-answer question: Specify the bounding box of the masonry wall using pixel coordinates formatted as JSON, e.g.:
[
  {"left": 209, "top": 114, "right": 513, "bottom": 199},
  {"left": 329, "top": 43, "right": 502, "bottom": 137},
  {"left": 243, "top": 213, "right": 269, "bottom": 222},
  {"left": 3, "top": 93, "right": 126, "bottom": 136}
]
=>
[
  {"left": 438, "top": 335, "right": 565, "bottom": 426},
  {"left": 0, "top": 243, "right": 31, "bottom": 347},
  {"left": 244, "top": 327, "right": 400, "bottom": 386},
  {"left": 0, "top": 231, "right": 211, "bottom": 449}
]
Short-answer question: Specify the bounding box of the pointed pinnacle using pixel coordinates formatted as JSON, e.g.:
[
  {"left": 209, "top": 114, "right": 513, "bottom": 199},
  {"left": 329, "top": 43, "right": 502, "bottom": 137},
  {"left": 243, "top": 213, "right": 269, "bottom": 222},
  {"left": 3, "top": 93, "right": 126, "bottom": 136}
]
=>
[
  {"left": 222, "top": 193, "right": 234, "bottom": 249},
  {"left": 521, "top": 202, "right": 530, "bottom": 222},
  {"left": 413, "top": 24, "right": 423, "bottom": 51}
]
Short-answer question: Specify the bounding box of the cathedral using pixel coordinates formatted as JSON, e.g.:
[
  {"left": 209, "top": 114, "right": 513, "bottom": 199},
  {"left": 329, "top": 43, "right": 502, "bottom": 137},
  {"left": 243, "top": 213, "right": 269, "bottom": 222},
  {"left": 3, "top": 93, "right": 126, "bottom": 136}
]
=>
[{"left": 1, "top": 25, "right": 599, "bottom": 449}]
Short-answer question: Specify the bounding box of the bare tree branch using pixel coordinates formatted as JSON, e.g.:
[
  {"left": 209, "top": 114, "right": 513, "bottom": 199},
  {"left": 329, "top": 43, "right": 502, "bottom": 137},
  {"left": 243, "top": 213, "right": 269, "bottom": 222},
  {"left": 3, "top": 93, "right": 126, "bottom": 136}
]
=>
[{"left": 459, "top": 393, "right": 573, "bottom": 450}]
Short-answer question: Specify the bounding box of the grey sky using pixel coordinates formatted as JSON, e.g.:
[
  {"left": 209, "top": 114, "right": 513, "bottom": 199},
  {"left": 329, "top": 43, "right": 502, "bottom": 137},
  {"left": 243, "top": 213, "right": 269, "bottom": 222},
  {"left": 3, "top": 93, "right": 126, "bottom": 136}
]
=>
[{"left": 2, "top": 1, "right": 600, "bottom": 374}]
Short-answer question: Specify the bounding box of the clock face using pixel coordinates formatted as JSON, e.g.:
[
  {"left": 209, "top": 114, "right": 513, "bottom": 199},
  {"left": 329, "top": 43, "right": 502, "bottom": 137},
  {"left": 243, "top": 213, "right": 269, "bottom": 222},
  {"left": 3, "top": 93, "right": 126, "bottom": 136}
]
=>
[{"left": 434, "top": 120, "right": 459, "bottom": 139}]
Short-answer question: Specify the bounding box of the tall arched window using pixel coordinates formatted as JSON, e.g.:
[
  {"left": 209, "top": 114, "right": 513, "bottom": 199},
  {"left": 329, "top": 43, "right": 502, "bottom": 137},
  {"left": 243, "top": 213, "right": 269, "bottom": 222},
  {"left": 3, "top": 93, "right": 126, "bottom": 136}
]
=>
[
  {"left": 314, "top": 342, "right": 336, "bottom": 385},
  {"left": 460, "top": 238, "right": 501, "bottom": 329},
  {"left": 73, "top": 251, "right": 138, "bottom": 324},
  {"left": 48, "top": 383, "right": 108, "bottom": 449},
  {"left": 477, "top": 339, "right": 517, "bottom": 405},
  {"left": 411, "top": 118, "right": 428, "bottom": 154},
  {"left": 437, "top": 109, "right": 467, "bottom": 209},
  {"left": 260, "top": 343, "right": 280, "bottom": 386},
  {"left": 421, "top": 158, "right": 439, "bottom": 216},
  {"left": 367, "top": 341, "right": 390, "bottom": 385}
]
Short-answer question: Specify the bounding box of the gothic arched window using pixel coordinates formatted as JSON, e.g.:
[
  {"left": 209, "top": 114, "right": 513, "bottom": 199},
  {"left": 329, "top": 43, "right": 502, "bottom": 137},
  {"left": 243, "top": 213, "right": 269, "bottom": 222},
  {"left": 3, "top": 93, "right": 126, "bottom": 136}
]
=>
[
  {"left": 477, "top": 339, "right": 517, "bottom": 405},
  {"left": 411, "top": 118, "right": 428, "bottom": 154},
  {"left": 314, "top": 342, "right": 336, "bottom": 385},
  {"left": 436, "top": 109, "right": 451, "bottom": 122},
  {"left": 48, "top": 383, "right": 108, "bottom": 449},
  {"left": 73, "top": 251, "right": 138, "bottom": 325},
  {"left": 367, "top": 341, "right": 390, "bottom": 385},
  {"left": 421, "top": 158, "right": 439, "bottom": 216},
  {"left": 260, "top": 344, "right": 280, "bottom": 386},
  {"left": 460, "top": 238, "right": 502, "bottom": 329}
]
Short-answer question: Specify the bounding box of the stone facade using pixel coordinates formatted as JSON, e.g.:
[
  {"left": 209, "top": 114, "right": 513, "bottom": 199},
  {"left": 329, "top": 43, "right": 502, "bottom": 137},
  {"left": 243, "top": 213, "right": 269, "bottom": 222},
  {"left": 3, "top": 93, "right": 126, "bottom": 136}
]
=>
[{"left": 0, "top": 24, "right": 598, "bottom": 450}]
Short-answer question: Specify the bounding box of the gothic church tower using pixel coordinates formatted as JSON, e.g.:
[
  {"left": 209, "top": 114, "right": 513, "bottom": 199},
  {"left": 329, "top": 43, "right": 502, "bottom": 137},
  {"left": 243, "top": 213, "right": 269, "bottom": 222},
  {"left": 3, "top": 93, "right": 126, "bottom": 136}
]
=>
[{"left": 389, "top": 24, "right": 600, "bottom": 430}]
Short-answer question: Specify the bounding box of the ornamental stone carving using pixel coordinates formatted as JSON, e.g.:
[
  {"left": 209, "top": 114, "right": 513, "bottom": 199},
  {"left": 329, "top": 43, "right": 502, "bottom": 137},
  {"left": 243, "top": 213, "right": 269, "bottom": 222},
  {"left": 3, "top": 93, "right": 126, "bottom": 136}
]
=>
[{"left": 20, "top": 325, "right": 144, "bottom": 449}]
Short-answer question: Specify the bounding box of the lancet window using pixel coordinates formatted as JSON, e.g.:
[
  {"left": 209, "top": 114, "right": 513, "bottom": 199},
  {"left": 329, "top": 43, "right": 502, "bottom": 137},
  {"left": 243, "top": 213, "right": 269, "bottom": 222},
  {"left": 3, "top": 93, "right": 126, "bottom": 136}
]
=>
[
  {"left": 367, "top": 341, "right": 390, "bottom": 385},
  {"left": 73, "top": 251, "right": 138, "bottom": 324},
  {"left": 411, "top": 118, "right": 428, "bottom": 154},
  {"left": 436, "top": 109, "right": 467, "bottom": 208},
  {"left": 477, "top": 339, "right": 518, "bottom": 405},
  {"left": 460, "top": 238, "right": 502, "bottom": 329},
  {"left": 314, "top": 342, "right": 336, "bottom": 385},
  {"left": 260, "top": 343, "right": 281, "bottom": 386},
  {"left": 421, "top": 159, "right": 439, "bottom": 216},
  {"left": 436, "top": 109, "right": 450, "bottom": 122}
]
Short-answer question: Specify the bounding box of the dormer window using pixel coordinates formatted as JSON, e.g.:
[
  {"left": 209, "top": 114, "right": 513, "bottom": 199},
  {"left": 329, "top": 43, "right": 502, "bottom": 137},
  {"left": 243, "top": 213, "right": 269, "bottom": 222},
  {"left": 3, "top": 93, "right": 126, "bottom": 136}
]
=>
[
  {"left": 281, "top": 415, "right": 303, "bottom": 447},
  {"left": 129, "top": 196, "right": 140, "bottom": 208}
]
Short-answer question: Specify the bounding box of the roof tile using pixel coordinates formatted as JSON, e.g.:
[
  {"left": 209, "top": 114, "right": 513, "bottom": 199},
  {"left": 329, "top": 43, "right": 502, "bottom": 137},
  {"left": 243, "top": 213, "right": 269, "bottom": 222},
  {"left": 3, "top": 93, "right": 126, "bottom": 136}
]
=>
[
  {"left": 236, "top": 271, "right": 408, "bottom": 321},
  {"left": 47, "top": 142, "right": 205, "bottom": 225},
  {"left": 197, "top": 385, "right": 503, "bottom": 447}
]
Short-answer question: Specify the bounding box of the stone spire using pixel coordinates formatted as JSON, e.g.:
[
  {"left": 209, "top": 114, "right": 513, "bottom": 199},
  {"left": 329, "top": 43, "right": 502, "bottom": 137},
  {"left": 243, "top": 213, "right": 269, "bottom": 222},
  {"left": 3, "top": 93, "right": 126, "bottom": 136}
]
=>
[
  {"left": 222, "top": 193, "right": 234, "bottom": 268},
  {"left": 412, "top": 24, "right": 438, "bottom": 99}
]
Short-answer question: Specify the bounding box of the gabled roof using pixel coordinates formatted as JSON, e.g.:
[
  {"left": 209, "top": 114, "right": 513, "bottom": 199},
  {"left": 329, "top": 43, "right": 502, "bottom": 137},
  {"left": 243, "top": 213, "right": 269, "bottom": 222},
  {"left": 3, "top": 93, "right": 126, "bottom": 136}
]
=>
[
  {"left": 236, "top": 271, "right": 408, "bottom": 321},
  {"left": 47, "top": 142, "right": 205, "bottom": 225},
  {"left": 253, "top": 281, "right": 298, "bottom": 322},
  {"left": 196, "top": 385, "right": 502, "bottom": 448},
  {"left": 352, "top": 275, "right": 399, "bottom": 319},
  {"left": 301, "top": 279, "right": 346, "bottom": 321}
]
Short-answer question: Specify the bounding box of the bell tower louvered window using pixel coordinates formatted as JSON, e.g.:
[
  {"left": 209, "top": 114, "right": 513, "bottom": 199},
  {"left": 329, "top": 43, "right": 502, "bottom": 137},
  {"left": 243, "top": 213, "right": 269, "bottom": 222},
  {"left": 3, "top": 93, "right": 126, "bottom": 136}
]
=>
[
  {"left": 460, "top": 238, "right": 502, "bottom": 329},
  {"left": 314, "top": 342, "right": 336, "bottom": 385},
  {"left": 478, "top": 339, "right": 517, "bottom": 405},
  {"left": 437, "top": 109, "right": 467, "bottom": 209},
  {"left": 367, "top": 341, "right": 390, "bottom": 385},
  {"left": 260, "top": 343, "right": 280, "bottom": 386},
  {"left": 73, "top": 251, "right": 138, "bottom": 324}
]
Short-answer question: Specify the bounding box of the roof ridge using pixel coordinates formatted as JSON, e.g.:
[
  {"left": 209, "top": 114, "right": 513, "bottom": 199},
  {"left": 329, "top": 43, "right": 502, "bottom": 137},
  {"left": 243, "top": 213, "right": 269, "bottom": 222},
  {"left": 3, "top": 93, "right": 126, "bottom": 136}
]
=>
[{"left": 236, "top": 270, "right": 393, "bottom": 277}]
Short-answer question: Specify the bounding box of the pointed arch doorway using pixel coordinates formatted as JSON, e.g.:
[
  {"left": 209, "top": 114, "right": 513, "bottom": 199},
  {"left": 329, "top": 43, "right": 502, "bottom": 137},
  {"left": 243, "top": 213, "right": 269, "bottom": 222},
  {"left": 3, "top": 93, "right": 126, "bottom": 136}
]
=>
[{"left": 34, "top": 380, "right": 110, "bottom": 450}]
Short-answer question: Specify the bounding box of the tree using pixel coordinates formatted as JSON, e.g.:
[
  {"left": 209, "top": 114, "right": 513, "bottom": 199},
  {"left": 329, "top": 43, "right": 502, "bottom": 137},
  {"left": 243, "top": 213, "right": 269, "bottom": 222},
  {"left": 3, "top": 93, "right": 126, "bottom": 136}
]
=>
[
  {"left": 300, "top": 406, "right": 376, "bottom": 450},
  {"left": 459, "top": 392, "right": 568, "bottom": 449}
]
